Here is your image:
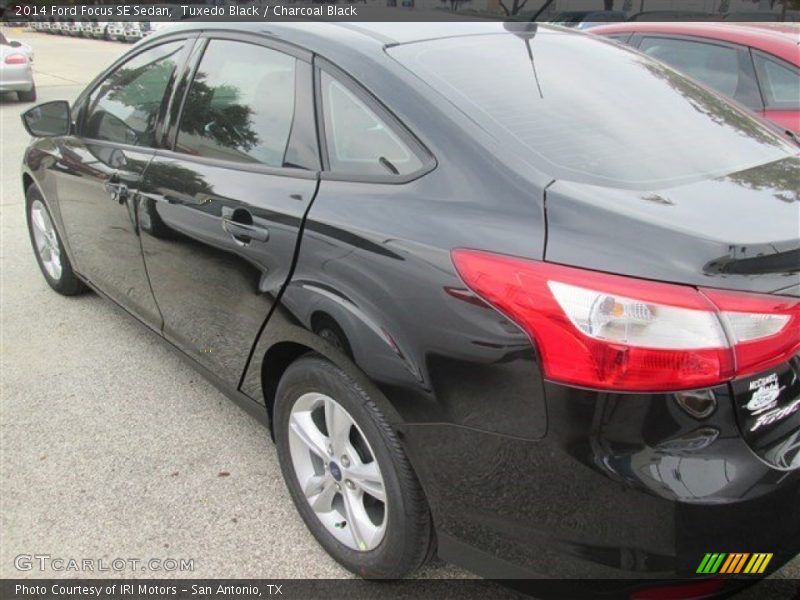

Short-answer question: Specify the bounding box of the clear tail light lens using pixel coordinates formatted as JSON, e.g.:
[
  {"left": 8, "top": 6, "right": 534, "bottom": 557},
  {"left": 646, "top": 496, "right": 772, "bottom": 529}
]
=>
[
  {"left": 452, "top": 249, "right": 798, "bottom": 392},
  {"left": 702, "top": 287, "right": 799, "bottom": 378}
]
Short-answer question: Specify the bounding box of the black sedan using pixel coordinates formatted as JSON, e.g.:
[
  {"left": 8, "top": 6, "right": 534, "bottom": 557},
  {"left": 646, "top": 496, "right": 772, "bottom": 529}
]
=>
[{"left": 20, "top": 22, "right": 800, "bottom": 592}]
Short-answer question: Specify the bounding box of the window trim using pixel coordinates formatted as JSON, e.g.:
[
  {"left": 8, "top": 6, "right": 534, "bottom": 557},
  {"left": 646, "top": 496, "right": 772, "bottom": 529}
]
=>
[
  {"left": 750, "top": 49, "right": 800, "bottom": 111},
  {"left": 605, "top": 32, "right": 633, "bottom": 45},
  {"left": 75, "top": 34, "right": 199, "bottom": 149},
  {"left": 165, "top": 32, "right": 320, "bottom": 177},
  {"left": 314, "top": 57, "right": 436, "bottom": 185},
  {"left": 633, "top": 33, "right": 763, "bottom": 111}
]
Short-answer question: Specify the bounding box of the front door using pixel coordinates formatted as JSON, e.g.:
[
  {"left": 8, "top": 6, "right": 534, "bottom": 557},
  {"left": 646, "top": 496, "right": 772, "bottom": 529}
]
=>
[
  {"left": 139, "top": 37, "right": 319, "bottom": 385},
  {"left": 56, "top": 40, "right": 191, "bottom": 329}
]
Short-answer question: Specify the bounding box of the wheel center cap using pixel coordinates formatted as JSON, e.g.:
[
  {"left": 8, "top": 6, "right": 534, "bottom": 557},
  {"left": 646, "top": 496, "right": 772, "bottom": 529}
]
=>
[{"left": 329, "top": 462, "right": 342, "bottom": 481}]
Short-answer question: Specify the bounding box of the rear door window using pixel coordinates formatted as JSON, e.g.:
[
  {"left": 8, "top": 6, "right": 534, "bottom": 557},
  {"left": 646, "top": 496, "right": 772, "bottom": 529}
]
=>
[
  {"left": 319, "top": 70, "right": 425, "bottom": 178},
  {"left": 320, "top": 71, "right": 432, "bottom": 180},
  {"left": 176, "top": 40, "right": 299, "bottom": 168},
  {"left": 753, "top": 52, "right": 800, "bottom": 110}
]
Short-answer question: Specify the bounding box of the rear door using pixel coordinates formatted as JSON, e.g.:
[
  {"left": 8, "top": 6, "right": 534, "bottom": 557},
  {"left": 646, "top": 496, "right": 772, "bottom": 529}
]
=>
[
  {"left": 56, "top": 38, "right": 193, "bottom": 330},
  {"left": 138, "top": 34, "right": 319, "bottom": 386}
]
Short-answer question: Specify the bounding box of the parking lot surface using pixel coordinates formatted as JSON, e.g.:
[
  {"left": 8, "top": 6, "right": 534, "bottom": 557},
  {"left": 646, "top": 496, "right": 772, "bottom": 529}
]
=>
[{"left": 0, "top": 29, "right": 797, "bottom": 593}]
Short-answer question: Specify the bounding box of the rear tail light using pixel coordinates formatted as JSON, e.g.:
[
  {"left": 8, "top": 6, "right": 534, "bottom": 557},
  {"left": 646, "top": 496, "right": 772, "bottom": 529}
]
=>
[
  {"left": 452, "top": 249, "right": 799, "bottom": 392},
  {"left": 4, "top": 54, "right": 28, "bottom": 65},
  {"left": 703, "top": 287, "right": 798, "bottom": 378}
]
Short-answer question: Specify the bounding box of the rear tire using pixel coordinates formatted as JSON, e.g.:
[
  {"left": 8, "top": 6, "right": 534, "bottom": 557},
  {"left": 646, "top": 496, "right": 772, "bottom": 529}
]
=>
[
  {"left": 18, "top": 84, "right": 36, "bottom": 102},
  {"left": 274, "top": 355, "right": 434, "bottom": 578},
  {"left": 26, "top": 185, "right": 86, "bottom": 296}
]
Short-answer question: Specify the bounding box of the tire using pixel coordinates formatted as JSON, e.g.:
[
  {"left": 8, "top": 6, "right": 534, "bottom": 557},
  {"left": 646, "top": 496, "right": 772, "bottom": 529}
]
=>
[
  {"left": 18, "top": 84, "right": 36, "bottom": 102},
  {"left": 25, "top": 185, "right": 86, "bottom": 296},
  {"left": 274, "top": 355, "right": 434, "bottom": 579}
]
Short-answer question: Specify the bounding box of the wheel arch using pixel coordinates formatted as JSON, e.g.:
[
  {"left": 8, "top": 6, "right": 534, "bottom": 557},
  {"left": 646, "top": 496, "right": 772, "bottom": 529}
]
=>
[
  {"left": 250, "top": 316, "right": 405, "bottom": 438},
  {"left": 260, "top": 341, "right": 314, "bottom": 436},
  {"left": 21, "top": 167, "right": 79, "bottom": 273},
  {"left": 22, "top": 171, "right": 35, "bottom": 193}
]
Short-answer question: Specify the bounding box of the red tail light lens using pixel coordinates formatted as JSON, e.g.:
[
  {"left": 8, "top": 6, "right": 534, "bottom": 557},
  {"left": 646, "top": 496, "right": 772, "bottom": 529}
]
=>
[
  {"left": 4, "top": 54, "right": 28, "bottom": 65},
  {"left": 452, "top": 249, "right": 798, "bottom": 392}
]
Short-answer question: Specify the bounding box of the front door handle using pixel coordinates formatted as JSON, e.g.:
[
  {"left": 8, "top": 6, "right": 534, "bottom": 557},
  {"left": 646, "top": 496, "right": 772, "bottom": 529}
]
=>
[
  {"left": 104, "top": 172, "right": 129, "bottom": 204},
  {"left": 222, "top": 216, "right": 269, "bottom": 245}
]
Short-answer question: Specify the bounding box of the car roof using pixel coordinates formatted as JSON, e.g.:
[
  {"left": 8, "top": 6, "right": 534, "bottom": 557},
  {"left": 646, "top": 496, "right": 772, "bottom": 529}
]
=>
[
  {"left": 591, "top": 22, "right": 800, "bottom": 64},
  {"left": 151, "top": 20, "right": 508, "bottom": 49},
  {"left": 146, "top": 21, "right": 572, "bottom": 77}
]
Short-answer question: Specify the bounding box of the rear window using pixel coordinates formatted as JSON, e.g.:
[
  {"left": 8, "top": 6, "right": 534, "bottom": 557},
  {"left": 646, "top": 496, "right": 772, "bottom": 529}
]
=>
[{"left": 389, "top": 32, "right": 795, "bottom": 188}]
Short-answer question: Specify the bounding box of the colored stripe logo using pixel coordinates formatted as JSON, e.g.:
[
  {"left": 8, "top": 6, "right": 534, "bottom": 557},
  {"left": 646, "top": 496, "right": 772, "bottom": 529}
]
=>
[{"left": 697, "top": 553, "right": 773, "bottom": 574}]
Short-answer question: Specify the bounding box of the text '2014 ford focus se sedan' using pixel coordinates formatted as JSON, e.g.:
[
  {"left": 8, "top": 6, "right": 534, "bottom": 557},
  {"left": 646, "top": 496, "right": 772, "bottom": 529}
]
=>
[{"left": 19, "top": 22, "right": 800, "bottom": 594}]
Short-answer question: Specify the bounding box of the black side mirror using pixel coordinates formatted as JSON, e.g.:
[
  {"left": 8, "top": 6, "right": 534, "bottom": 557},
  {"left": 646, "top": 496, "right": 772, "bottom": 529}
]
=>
[
  {"left": 9, "top": 40, "right": 22, "bottom": 48},
  {"left": 21, "top": 101, "right": 71, "bottom": 137}
]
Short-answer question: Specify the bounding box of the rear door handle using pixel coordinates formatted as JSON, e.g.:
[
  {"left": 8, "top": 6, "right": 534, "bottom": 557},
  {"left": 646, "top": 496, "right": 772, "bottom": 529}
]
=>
[{"left": 222, "top": 217, "right": 269, "bottom": 245}]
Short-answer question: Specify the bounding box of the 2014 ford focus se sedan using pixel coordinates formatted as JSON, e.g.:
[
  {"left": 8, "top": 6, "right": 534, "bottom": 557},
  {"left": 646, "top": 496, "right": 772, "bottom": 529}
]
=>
[{"left": 19, "top": 22, "right": 800, "bottom": 593}]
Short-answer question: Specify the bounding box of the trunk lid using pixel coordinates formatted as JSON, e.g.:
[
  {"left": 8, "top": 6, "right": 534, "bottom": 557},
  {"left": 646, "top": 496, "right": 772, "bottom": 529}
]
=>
[{"left": 545, "top": 156, "right": 800, "bottom": 296}]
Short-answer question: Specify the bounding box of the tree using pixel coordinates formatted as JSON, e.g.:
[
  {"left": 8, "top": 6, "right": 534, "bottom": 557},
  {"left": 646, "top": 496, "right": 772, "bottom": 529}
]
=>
[
  {"left": 177, "top": 72, "right": 259, "bottom": 154},
  {"left": 497, "top": 0, "right": 530, "bottom": 16}
]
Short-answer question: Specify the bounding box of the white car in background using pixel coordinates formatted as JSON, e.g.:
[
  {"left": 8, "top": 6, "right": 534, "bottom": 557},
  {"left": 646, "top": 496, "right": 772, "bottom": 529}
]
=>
[
  {"left": 123, "top": 22, "right": 148, "bottom": 43},
  {"left": 0, "top": 31, "right": 35, "bottom": 101},
  {"left": 0, "top": 31, "right": 33, "bottom": 61},
  {"left": 106, "top": 22, "right": 127, "bottom": 42},
  {"left": 65, "top": 21, "right": 81, "bottom": 36},
  {"left": 79, "top": 20, "right": 96, "bottom": 37},
  {"left": 91, "top": 21, "right": 111, "bottom": 39}
]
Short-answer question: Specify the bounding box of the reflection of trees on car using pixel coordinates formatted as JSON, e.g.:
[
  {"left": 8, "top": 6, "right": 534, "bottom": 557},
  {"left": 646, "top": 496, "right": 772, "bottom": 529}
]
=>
[
  {"left": 144, "top": 159, "right": 213, "bottom": 203},
  {"left": 177, "top": 72, "right": 259, "bottom": 154},
  {"left": 140, "top": 161, "right": 215, "bottom": 240},
  {"left": 106, "top": 62, "right": 174, "bottom": 110},
  {"left": 725, "top": 157, "right": 800, "bottom": 203},
  {"left": 639, "top": 58, "right": 784, "bottom": 148},
  {"left": 85, "top": 45, "right": 181, "bottom": 147}
]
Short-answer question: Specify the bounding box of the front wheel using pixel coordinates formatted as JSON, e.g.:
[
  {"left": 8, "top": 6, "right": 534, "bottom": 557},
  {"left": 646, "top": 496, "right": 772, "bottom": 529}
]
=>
[
  {"left": 26, "top": 186, "right": 86, "bottom": 296},
  {"left": 274, "top": 355, "right": 434, "bottom": 578}
]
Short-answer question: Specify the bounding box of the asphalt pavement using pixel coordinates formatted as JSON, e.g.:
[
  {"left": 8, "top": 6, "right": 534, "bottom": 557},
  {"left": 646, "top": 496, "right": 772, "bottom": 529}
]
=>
[{"left": 0, "top": 28, "right": 796, "bottom": 596}]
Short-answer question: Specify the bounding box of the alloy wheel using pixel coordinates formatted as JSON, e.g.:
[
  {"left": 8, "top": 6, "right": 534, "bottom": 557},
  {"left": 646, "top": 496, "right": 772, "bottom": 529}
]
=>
[
  {"left": 30, "top": 199, "right": 62, "bottom": 281},
  {"left": 287, "top": 392, "right": 388, "bottom": 552}
]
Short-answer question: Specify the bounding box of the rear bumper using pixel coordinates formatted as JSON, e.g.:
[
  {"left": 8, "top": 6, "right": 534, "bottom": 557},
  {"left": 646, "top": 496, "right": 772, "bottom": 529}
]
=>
[
  {"left": 399, "top": 380, "right": 800, "bottom": 584},
  {"left": 0, "top": 72, "right": 34, "bottom": 92}
]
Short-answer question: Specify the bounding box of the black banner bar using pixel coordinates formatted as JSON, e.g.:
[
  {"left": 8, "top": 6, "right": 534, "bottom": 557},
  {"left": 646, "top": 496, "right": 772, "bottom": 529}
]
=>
[
  {"left": 2, "top": 579, "right": 800, "bottom": 600},
  {"left": 3, "top": 0, "right": 799, "bottom": 23}
]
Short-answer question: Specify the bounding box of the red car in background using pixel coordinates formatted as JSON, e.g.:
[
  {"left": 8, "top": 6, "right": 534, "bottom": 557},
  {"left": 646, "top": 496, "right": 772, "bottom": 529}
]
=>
[{"left": 591, "top": 23, "right": 800, "bottom": 133}]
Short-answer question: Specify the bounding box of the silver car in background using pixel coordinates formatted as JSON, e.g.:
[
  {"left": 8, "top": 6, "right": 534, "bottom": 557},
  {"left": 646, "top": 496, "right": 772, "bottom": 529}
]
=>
[{"left": 0, "top": 32, "right": 35, "bottom": 101}]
